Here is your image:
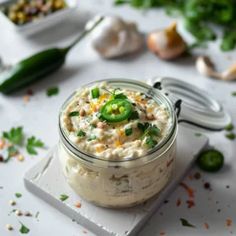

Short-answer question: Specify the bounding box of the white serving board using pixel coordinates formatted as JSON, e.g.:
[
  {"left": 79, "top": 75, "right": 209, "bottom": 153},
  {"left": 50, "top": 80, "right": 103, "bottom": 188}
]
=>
[{"left": 24, "top": 125, "right": 208, "bottom": 236}]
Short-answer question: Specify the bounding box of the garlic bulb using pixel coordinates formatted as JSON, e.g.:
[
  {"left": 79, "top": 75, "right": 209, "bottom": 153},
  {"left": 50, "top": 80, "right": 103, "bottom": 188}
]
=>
[
  {"left": 86, "top": 16, "right": 143, "bottom": 59},
  {"left": 147, "top": 22, "right": 186, "bottom": 60},
  {"left": 196, "top": 56, "right": 236, "bottom": 81}
]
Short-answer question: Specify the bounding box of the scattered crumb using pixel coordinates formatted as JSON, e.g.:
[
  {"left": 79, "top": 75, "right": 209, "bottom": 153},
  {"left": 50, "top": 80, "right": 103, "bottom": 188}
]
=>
[
  {"left": 0, "top": 138, "right": 6, "bottom": 149},
  {"left": 176, "top": 198, "right": 181, "bottom": 207},
  {"left": 83, "top": 230, "right": 87, "bottom": 234},
  {"left": 180, "top": 182, "right": 194, "bottom": 198},
  {"left": 9, "top": 200, "right": 16, "bottom": 206},
  {"left": 204, "top": 182, "right": 211, "bottom": 190},
  {"left": 193, "top": 172, "right": 201, "bottom": 180},
  {"left": 75, "top": 202, "right": 81, "bottom": 208},
  {"left": 217, "top": 209, "right": 221, "bottom": 213},
  {"left": 226, "top": 185, "right": 230, "bottom": 189},
  {"left": 188, "top": 174, "right": 193, "bottom": 180},
  {"left": 6, "top": 224, "right": 13, "bottom": 231},
  {"left": 23, "top": 95, "right": 30, "bottom": 103},
  {"left": 204, "top": 222, "right": 209, "bottom": 229},
  {"left": 24, "top": 211, "right": 32, "bottom": 217},
  {"left": 27, "top": 89, "right": 34, "bottom": 96},
  {"left": 15, "top": 210, "right": 22, "bottom": 216},
  {"left": 17, "top": 154, "right": 24, "bottom": 162},
  {"left": 226, "top": 218, "right": 232, "bottom": 227},
  {"left": 163, "top": 200, "right": 169, "bottom": 204},
  {"left": 160, "top": 231, "right": 166, "bottom": 235}
]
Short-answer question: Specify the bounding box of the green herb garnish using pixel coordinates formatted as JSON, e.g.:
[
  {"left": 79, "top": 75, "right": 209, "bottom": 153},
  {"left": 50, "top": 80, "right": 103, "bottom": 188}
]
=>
[
  {"left": 137, "top": 122, "right": 149, "bottom": 132},
  {"left": 19, "top": 222, "right": 30, "bottom": 234},
  {"left": 46, "top": 87, "right": 59, "bottom": 97},
  {"left": 26, "top": 136, "right": 44, "bottom": 155},
  {"left": 3, "top": 127, "right": 24, "bottom": 145},
  {"left": 180, "top": 218, "right": 195, "bottom": 228},
  {"left": 88, "top": 135, "right": 96, "bottom": 141},
  {"left": 69, "top": 111, "right": 79, "bottom": 117},
  {"left": 195, "top": 133, "right": 202, "bottom": 137},
  {"left": 129, "top": 111, "right": 139, "bottom": 120},
  {"left": 7, "top": 146, "right": 18, "bottom": 157},
  {"left": 225, "top": 133, "right": 235, "bottom": 140},
  {"left": 77, "top": 130, "right": 86, "bottom": 137},
  {"left": 232, "top": 91, "right": 236, "bottom": 96},
  {"left": 60, "top": 194, "right": 69, "bottom": 201},
  {"left": 91, "top": 87, "right": 100, "bottom": 99},
  {"left": 225, "top": 123, "right": 234, "bottom": 131},
  {"left": 125, "top": 128, "right": 133, "bottom": 136},
  {"left": 113, "top": 93, "right": 127, "bottom": 99},
  {"left": 15, "top": 193, "right": 22, "bottom": 198},
  {"left": 145, "top": 136, "right": 157, "bottom": 148}
]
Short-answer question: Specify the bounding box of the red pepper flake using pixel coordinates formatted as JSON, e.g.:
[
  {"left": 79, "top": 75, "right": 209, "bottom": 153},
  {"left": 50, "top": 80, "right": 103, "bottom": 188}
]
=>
[
  {"left": 75, "top": 202, "right": 81, "bottom": 208},
  {"left": 226, "top": 218, "right": 232, "bottom": 227},
  {"left": 160, "top": 231, "right": 166, "bottom": 236},
  {"left": 186, "top": 199, "right": 195, "bottom": 208},
  {"left": 166, "top": 158, "right": 174, "bottom": 167},
  {"left": 204, "top": 222, "right": 209, "bottom": 229},
  {"left": 193, "top": 172, "right": 201, "bottom": 180},
  {"left": 176, "top": 198, "right": 181, "bottom": 207},
  {"left": 180, "top": 182, "right": 194, "bottom": 198},
  {"left": 0, "top": 155, "right": 3, "bottom": 162},
  {"left": 188, "top": 174, "right": 193, "bottom": 180},
  {"left": 204, "top": 182, "right": 212, "bottom": 191},
  {"left": 27, "top": 89, "right": 34, "bottom": 96}
]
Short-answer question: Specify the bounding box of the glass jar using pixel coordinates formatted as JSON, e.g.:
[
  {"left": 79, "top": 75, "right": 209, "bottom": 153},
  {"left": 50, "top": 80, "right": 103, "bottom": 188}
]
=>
[{"left": 58, "top": 79, "right": 177, "bottom": 208}]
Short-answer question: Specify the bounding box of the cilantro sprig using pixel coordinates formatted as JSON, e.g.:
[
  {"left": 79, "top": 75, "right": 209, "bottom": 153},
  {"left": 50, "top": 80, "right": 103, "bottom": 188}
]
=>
[
  {"left": 3, "top": 127, "right": 24, "bottom": 145},
  {"left": 19, "top": 222, "right": 30, "bottom": 234},
  {"left": 26, "top": 136, "right": 44, "bottom": 155}
]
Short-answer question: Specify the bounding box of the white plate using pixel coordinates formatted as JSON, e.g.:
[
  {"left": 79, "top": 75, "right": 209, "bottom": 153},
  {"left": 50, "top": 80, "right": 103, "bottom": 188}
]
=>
[{"left": 0, "top": 0, "right": 78, "bottom": 35}]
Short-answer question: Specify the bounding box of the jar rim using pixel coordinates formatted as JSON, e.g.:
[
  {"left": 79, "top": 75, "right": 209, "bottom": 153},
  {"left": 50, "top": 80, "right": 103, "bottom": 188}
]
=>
[{"left": 59, "top": 78, "right": 177, "bottom": 164}]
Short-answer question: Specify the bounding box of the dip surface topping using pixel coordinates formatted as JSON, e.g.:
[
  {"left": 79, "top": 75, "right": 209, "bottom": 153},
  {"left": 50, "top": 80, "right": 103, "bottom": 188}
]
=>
[{"left": 61, "top": 82, "right": 172, "bottom": 160}]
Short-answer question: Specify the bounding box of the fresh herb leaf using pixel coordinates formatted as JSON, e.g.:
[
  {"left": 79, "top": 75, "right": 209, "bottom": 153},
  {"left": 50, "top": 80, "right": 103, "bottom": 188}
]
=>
[
  {"left": 15, "top": 193, "right": 22, "bottom": 198},
  {"left": 88, "top": 135, "right": 96, "bottom": 141},
  {"left": 91, "top": 87, "right": 100, "bottom": 99},
  {"left": 69, "top": 111, "right": 79, "bottom": 117},
  {"left": 19, "top": 222, "right": 30, "bottom": 234},
  {"left": 26, "top": 136, "right": 44, "bottom": 155},
  {"left": 125, "top": 128, "right": 133, "bottom": 136},
  {"left": 225, "top": 123, "right": 234, "bottom": 131},
  {"left": 129, "top": 111, "right": 139, "bottom": 120},
  {"left": 180, "top": 218, "right": 195, "bottom": 228},
  {"left": 195, "top": 133, "right": 202, "bottom": 137},
  {"left": 145, "top": 136, "right": 157, "bottom": 148},
  {"left": 60, "top": 194, "right": 69, "bottom": 201},
  {"left": 46, "top": 87, "right": 59, "bottom": 97},
  {"left": 77, "top": 130, "right": 86, "bottom": 137},
  {"left": 3, "top": 127, "right": 24, "bottom": 145},
  {"left": 137, "top": 122, "right": 150, "bottom": 132},
  {"left": 148, "top": 125, "right": 160, "bottom": 136},
  {"left": 225, "top": 133, "right": 235, "bottom": 140},
  {"left": 232, "top": 92, "right": 236, "bottom": 96}
]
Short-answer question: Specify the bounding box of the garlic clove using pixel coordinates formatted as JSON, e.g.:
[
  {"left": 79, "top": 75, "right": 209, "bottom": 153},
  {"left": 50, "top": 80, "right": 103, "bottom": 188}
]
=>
[
  {"left": 147, "top": 22, "right": 186, "bottom": 60},
  {"left": 88, "top": 16, "right": 143, "bottom": 59},
  {"left": 196, "top": 56, "right": 221, "bottom": 79},
  {"left": 221, "top": 63, "right": 236, "bottom": 81}
]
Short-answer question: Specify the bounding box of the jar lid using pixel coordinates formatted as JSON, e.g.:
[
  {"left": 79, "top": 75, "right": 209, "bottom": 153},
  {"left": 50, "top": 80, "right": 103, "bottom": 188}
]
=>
[{"left": 147, "top": 77, "right": 231, "bottom": 131}]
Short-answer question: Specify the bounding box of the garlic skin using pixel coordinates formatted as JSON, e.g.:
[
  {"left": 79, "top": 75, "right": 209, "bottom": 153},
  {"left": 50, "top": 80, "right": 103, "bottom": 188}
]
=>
[
  {"left": 196, "top": 56, "right": 236, "bottom": 81},
  {"left": 86, "top": 16, "right": 143, "bottom": 59},
  {"left": 147, "top": 22, "right": 186, "bottom": 60},
  {"left": 196, "top": 56, "right": 221, "bottom": 79}
]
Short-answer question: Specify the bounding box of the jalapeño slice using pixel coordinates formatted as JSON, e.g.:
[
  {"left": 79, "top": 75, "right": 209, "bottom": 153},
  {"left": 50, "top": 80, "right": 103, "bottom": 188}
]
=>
[{"left": 101, "top": 99, "right": 133, "bottom": 122}]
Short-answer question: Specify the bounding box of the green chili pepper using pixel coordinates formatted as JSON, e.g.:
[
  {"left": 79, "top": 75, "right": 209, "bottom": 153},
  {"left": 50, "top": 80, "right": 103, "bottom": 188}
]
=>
[
  {"left": 101, "top": 99, "right": 132, "bottom": 123},
  {"left": 91, "top": 87, "right": 100, "bottom": 99},
  {"left": 0, "top": 17, "right": 104, "bottom": 94},
  {"left": 197, "top": 149, "right": 224, "bottom": 172}
]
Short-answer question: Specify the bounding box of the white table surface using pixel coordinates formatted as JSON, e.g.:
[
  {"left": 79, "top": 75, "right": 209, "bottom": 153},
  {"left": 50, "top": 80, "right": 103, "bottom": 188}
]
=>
[{"left": 0, "top": 0, "right": 236, "bottom": 236}]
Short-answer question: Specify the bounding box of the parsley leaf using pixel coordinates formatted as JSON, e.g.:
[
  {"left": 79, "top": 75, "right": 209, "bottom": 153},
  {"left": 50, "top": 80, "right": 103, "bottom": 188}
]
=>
[
  {"left": 225, "top": 133, "right": 235, "bottom": 140},
  {"left": 225, "top": 123, "right": 234, "bottom": 131},
  {"left": 15, "top": 193, "right": 22, "bottom": 198},
  {"left": 232, "top": 91, "right": 236, "bottom": 97},
  {"left": 3, "top": 127, "right": 24, "bottom": 145},
  {"left": 46, "top": 87, "right": 59, "bottom": 97},
  {"left": 145, "top": 136, "right": 157, "bottom": 148},
  {"left": 114, "top": 93, "right": 127, "bottom": 99},
  {"left": 129, "top": 111, "right": 139, "bottom": 120},
  {"left": 77, "top": 130, "right": 86, "bottom": 137},
  {"left": 125, "top": 128, "right": 133, "bottom": 136},
  {"left": 180, "top": 218, "right": 195, "bottom": 228},
  {"left": 60, "top": 194, "right": 69, "bottom": 201},
  {"left": 19, "top": 222, "right": 30, "bottom": 234},
  {"left": 26, "top": 136, "right": 44, "bottom": 155}
]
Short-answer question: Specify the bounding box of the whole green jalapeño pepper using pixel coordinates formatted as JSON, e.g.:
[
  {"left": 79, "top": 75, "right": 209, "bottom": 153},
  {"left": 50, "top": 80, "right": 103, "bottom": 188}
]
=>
[
  {"left": 0, "top": 17, "right": 104, "bottom": 94},
  {"left": 101, "top": 99, "right": 133, "bottom": 122}
]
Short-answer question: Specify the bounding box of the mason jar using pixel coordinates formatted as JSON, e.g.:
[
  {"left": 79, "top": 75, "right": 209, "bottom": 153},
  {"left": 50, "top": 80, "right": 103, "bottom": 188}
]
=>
[{"left": 58, "top": 79, "right": 178, "bottom": 208}]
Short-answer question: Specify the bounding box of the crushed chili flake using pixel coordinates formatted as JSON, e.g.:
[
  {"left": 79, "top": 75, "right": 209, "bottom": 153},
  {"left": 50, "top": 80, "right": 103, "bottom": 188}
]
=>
[
  {"left": 180, "top": 182, "right": 194, "bottom": 198},
  {"left": 204, "top": 222, "right": 209, "bottom": 229},
  {"left": 0, "top": 155, "right": 3, "bottom": 162},
  {"left": 226, "top": 218, "right": 232, "bottom": 227},
  {"left": 186, "top": 199, "right": 195, "bottom": 208},
  {"left": 160, "top": 231, "right": 166, "bottom": 236},
  {"left": 75, "top": 202, "right": 81, "bottom": 208},
  {"left": 176, "top": 198, "right": 181, "bottom": 207},
  {"left": 26, "top": 89, "right": 34, "bottom": 96},
  {"left": 193, "top": 172, "right": 201, "bottom": 180},
  {"left": 226, "top": 185, "right": 230, "bottom": 189},
  {"left": 204, "top": 182, "right": 211, "bottom": 190},
  {"left": 163, "top": 200, "right": 169, "bottom": 204}
]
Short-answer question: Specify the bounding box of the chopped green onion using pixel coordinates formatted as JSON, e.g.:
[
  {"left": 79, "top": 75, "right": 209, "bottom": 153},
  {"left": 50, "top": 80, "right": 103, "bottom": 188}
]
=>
[
  {"left": 69, "top": 111, "right": 79, "bottom": 117},
  {"left": 77, "top": 130, "right": 86, "bottom": 137},
  {"left": 145, "top": 136, "right": 157, "bottom": 148},
  {"left": 125, "top": 128, "right": 133, "bottom": 136},
  {"left": 225, "top": 133, "right": 235, "bottom": 140},
  {"left": 129, "top": 110, "right": 139, "bottom": 120},
  {"left": 91, "top": 87, "right": 100, "bottom": 99}
]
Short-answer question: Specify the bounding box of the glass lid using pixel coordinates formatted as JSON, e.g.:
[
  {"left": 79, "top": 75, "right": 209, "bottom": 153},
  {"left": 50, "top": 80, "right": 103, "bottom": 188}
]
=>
[{"left": 147, "top": 77, "right": 231, "bottom": 131}]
